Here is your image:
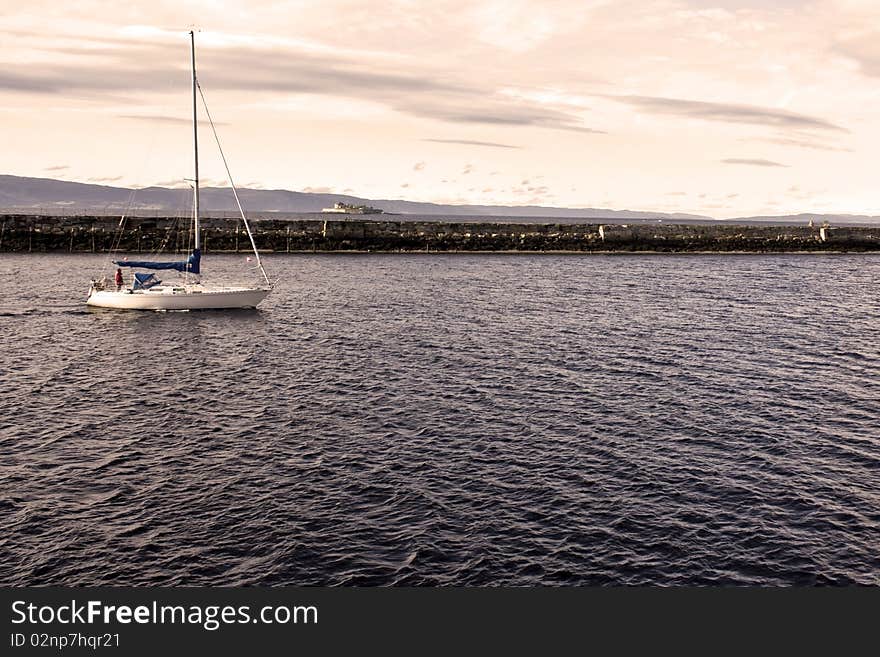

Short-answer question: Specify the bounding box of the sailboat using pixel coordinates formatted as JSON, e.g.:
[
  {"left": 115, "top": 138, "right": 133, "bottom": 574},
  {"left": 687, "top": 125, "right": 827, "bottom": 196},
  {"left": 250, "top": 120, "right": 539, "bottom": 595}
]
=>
[{"left": 86, "top": 31, "right": 272, "bottom": 311}]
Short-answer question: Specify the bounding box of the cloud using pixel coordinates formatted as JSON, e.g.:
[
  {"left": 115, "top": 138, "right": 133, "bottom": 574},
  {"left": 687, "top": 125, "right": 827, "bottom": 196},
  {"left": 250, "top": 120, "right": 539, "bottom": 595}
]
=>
[
  {"left": 834, "top": 32, "right": 880, "bottom": 78},
  {"left": 423, "top": 139, "right": 520, "bottom": 149},
  {"left": 665, "top": 191, "right": 687, "bottom": 196},
  {"left": 209, "top": 52, "right": 469, "bottom": 98},
  {"left": 511, "top": 183, "right": 550, "bottom": 197},
  {"left": 462, "top": 164, "right": 473, "bottom": 175},
  {"left": 0, "top": 43, "right": 178, "bottom": 94},
  {"left": 302, "top": 186, "right": 334, "bottom": 193},
  {"left": 0, "top": 71, "right": 67, "bottom": 93},
  {"left": 401, "top": 99, "right": 604, "bottom": 133},
  {"left": 1, "top": 39, "right": 432, "bottom": 97},
  {"left": 401, "top": 183, "right": 410, "bottom": 188},
  {"left": 45, "top": 165, "right": 69, "bottom": 171},
  {"left": 151, "top": 179, "right": 191, "bottom": 189},
  {"left": 721, "top": 158, "right": 788, "bottom": 167},
  {"left": 87, "top": 176, "right": 123, "bottom": 183},
  {"left": 117, "top": 114, "right": 229, "bottom": 126},
  {"left": 741, "top": 136, "right": 852, "bottom": 152},
  {"left": 613, "top": 95, "right": 846, "bottom": 132},
  {"left": 1, "top": 39, "right": 605, "bottom": 135},
  {"left": 413, "top": 161, "right": 426, "bottom": 171}
]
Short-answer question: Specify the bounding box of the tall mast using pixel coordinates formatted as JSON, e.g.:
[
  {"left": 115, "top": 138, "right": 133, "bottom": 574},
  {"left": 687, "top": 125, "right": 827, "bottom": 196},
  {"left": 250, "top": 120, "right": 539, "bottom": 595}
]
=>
[{"left": 190, "top": 30, "right": 200, "bottom": 250}]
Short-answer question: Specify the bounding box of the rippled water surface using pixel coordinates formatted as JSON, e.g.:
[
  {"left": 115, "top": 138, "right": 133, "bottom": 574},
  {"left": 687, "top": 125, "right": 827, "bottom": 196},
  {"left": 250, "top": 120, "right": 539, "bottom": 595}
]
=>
[{"left": 1, "top": 253, "right": 878, "bottom": 586}]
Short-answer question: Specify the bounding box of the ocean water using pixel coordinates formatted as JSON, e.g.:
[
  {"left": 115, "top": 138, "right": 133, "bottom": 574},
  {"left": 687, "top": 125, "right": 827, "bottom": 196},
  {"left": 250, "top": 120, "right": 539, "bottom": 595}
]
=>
[{"left": 1, "top": 252, "right": 878, "bottom": 586}]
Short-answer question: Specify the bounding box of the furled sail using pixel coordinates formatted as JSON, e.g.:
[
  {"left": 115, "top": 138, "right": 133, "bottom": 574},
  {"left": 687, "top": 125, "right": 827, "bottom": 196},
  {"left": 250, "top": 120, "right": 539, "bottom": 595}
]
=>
[{"left": 114, "top": 248, "right": 200, "bottom": 274}]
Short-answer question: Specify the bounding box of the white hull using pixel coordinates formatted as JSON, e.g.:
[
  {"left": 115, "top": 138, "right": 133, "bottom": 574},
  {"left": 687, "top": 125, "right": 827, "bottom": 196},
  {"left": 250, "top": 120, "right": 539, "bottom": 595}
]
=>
[{"left": 86, "top": 284, "right": 270, "bottom": 310}]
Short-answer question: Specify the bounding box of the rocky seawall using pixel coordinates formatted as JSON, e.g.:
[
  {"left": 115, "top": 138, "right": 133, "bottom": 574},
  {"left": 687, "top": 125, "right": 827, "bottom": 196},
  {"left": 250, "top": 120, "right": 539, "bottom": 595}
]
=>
[{"left": 2, "top": 215, "right": 879, "bottom": 253}]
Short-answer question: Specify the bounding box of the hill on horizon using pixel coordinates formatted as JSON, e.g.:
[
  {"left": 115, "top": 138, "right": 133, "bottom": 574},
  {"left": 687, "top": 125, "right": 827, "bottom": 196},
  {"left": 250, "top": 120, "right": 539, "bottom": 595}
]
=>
[
  {"left": 2, "top": 174, "right": 879, "bottom": 225},
  {"left": 0, "top": 174, "right": 711, "bottom": 220}
]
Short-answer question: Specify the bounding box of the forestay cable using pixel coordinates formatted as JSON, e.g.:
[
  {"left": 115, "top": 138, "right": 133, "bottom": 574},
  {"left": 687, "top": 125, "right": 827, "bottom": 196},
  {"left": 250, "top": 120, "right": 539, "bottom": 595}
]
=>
[{"left": 197, "top": 82, "right": 272, "bottom": 287}]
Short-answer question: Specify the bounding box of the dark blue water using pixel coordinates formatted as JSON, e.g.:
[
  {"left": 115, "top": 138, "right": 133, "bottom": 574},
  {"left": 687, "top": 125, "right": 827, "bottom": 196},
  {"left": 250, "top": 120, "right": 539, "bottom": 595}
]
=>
[{"left": 1, "top": 253, "right": 878, "bottom": 585}]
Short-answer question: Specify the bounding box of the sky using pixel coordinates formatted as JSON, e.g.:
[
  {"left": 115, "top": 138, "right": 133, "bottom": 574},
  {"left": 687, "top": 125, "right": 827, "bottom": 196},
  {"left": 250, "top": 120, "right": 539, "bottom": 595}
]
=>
[{"left": 2, "top": 0, "right": 880, "bottom": 218}]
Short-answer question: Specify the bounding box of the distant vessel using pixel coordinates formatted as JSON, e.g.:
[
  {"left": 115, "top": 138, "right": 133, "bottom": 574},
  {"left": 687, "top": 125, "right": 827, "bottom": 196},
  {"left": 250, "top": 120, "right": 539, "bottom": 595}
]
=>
[{"left": 321, "top": 202, "right": 384, "bottom": 214}]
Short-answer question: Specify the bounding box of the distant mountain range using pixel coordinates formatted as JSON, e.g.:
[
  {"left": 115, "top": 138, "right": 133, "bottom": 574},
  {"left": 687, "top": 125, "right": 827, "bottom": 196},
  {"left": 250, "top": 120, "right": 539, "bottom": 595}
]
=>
[
  {"left": 0, "top": 174, "right": 710, "bottom": 220},
  {"left": 2, "top": 174, "right": 879, "bottom": 225}
]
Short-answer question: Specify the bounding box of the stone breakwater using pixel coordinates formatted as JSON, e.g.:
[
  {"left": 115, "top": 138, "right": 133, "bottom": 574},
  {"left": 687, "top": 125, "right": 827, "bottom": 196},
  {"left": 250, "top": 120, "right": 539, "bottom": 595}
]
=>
[{"left": 2, "top": 215, "right": 879, "bottom": 253}]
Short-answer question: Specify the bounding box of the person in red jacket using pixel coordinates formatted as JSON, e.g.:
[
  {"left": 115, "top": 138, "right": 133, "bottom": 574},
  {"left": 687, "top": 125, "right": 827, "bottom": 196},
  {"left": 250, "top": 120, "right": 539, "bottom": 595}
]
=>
[{"left": 115, "top": 268, "right": 123, "bottom": 291}]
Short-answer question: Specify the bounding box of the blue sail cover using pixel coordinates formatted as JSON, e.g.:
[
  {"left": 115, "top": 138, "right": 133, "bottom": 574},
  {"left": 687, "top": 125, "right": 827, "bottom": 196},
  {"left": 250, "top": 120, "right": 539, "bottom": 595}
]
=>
[
  {"left": 114, "top": 248, "right": 201, "bottom": 274},
  {"left": 132, "top": 272, "right": 161, "bottom": 290}
]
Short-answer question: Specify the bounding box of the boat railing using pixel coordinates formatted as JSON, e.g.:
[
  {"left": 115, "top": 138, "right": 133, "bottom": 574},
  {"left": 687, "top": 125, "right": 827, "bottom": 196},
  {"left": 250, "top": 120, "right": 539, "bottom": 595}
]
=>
[{"left": 89, "top": 276, "right": 137, "bottom": 291}]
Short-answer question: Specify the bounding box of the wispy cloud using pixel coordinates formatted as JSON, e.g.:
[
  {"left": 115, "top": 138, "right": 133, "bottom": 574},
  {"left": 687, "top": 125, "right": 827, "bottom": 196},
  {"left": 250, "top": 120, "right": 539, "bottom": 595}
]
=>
[
  {"left": 0, "top": 41, "right": 604, "bottom": 134},
  {"left": 200, "top": 178, "right": 230, "bottom": 187},
  {"left": 0, "top": 71, "right": 68, "bottom": 93},
  {"left": 402, "top": 100, "right": 603, "bottom": 133},
  {"left": 150, "top": 177, "right": 228, "bottom": 188},
  {"left": 834, "top": 33, "right": 880, "bottom": 78},
  {"left": 87, "top": 176, "right": 123, "bottom": 183},
  {"left": 741, "top": 136, "right": 852, "bottom": 152},
  {"left": 205, "top": 48, "right": 471, "bottom": 97},
  {"left": 117, "top": 114, "right": 229, "bottom": 126},
  {"left": 302, "top": 186, "right": 334, "bottom": 193},
  {"left": 0, "top": 45, "right": 178, "bottom": 94},
  {"left": 423, "top": 139, "right": 521, "bottom": 149},
  {"left": 721, "top": 158, "right": 788, "bottom": 167},
  {"left": 613, "top": 95, "right": 847, "bottom": 133},
  {"left": 413, "top": 161, "right": 426, "bottom": 171},
  {"left": 151, "top": 179, "right": 192, "bottom": 189},
  {"left": 45, "top": 165, "right": 69, "bottom": 171}
]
